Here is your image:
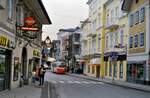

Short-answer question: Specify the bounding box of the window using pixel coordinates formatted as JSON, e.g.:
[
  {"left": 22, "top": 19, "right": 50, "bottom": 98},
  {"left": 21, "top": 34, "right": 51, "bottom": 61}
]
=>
[
  {"left": 120, "top": 61, "right": 123, "bottom": 78},
  {"left": 120, "top": 30, "right": 124, "bottom": 45},
  {"left": 98, "top": 37, "right": 101, "bottom": 49},
  {"left": 134, "top": 11, "right": 139, "bottom": 25},
  {"left": 98, "top": 13, "right": 101, "bottom": 26},
  {"left": 129, "top": 36, "right": 133, "bottom": 48},
  {"left": 129, "top": 14, "right": 133, "bottom": 27},
  {"left": 114, "top": 64, "right": 117, "bottom": 78},
  {"left": 7, "top": 0, "right": 13, "bottom": 20},
  {"left": 111, "top": 10, "right": 114, "bottom": 22},
  {"left": 110, "top": 33, "right": 113, "bottom": 48},
  {"left": 140, "top": 33, "right": 144, "bottom": 47},
  {"left": 140, "top": 8, "right": 145, "bottom": 22},
  {"left": 106, "top": 36, "right": 108, "bottom": 48},
  {"left": 115, "top": 6, "right": 119, "bottom": 20},
  {"left": 114, "top": 32, "right": 118, "bottom": 45},
  {"left": 134, "top": 34, "right": 138, "bottom": 47}
]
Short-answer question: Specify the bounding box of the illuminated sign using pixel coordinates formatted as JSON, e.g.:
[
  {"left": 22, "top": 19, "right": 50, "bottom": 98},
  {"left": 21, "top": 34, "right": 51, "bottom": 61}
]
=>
[
  {"left": 24, "top": 17, "right": 35, "bottom": 27},
  {"left": 20, "top": 27, "right": 38, "bottom": 31},
  {"left": 33, "top": 50, "right": 40, "bottom": 57},
  {"left": 0, "top": 35, "right": 15, "bottom": 49}
]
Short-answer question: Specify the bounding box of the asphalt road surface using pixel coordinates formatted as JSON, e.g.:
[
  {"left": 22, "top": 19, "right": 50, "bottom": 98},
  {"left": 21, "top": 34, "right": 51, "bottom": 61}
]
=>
[{"left": 43, "top": 71, "right": 150, "bottom": 98}]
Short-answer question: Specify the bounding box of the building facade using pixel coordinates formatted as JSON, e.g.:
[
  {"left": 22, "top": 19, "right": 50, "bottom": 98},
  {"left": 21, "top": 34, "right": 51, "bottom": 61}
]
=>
[
  {"left": 122, "top": 0, "right": 150, "bottom": 85},
  {"left": 0, "top": 0, "right": 16, "bottom": 91},
  {"left": 104, "top": 0, "right": 128, "bottom": 81},
  {"left": 0, "top": 0, "right": 52, "bottom": 90}
]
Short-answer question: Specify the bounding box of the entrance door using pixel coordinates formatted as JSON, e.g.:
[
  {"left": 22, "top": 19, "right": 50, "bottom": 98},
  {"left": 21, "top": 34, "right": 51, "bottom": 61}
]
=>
[
  {"left": 0, "top": 52, "right": 5, "bottom": 91},
  {"left": 0, "top": 49, "right": 11, "bottom": 91},
  {"left": 96, "top": 66, "right": 100, "bottom": 77},
  {"left": 22, "top": 47, "right": 27, "bottom": 80}
]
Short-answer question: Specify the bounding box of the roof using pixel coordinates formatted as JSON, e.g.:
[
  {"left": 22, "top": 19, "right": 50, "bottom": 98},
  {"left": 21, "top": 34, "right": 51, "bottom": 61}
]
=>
[
  {"left": 121, "top": 0, "right": 133, "bottom": 12},
  {"left": 37, "top": 0, "right": 52, "bottom": 24},
  {"left": 59, "top": 27, "right": 80, "bottom": 32}
]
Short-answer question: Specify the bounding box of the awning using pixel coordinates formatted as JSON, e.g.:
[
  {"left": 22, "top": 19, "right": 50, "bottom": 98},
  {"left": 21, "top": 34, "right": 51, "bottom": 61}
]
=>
[{"left": 89, "top": 58, "right": 100, "bottom": 65}]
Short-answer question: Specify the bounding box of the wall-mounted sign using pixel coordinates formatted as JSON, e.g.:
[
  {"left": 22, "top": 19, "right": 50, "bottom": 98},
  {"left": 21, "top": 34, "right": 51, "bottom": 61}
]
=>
[
  {"left": 33, "top": 50, "right": 40, "bottom": 57},
  {"left": 20, "top": 27, "right": 38, "bottom": 31},
  {"left": 0, "top": 35, "right": 15, "bottom": 49},
  {"left": 24, "top": 17, "right": 36, "bottom": 27}
]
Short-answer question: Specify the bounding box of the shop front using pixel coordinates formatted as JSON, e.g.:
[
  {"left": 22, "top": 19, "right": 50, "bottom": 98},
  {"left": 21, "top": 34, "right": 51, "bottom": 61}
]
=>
[
  {"left": 0, "top": 35, "right": 15, "bottom": 91},
  {"left": 127, "top": 61, "right": 145, "bottom": 84},
  {"left": 32, "top": 49, "right": 40, "bottom": 71}
]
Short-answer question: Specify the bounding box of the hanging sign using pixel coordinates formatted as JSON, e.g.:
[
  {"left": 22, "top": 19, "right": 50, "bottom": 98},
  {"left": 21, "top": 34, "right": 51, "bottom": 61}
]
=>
[{"left": 24, "top": 17, "right": 36, "bottom": 27}]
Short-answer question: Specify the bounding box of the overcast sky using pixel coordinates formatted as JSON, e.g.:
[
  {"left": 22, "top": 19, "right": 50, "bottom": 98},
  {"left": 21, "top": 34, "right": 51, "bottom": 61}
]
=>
[{"left": 42, "top": 0, "right": 89, "bottom": 41}]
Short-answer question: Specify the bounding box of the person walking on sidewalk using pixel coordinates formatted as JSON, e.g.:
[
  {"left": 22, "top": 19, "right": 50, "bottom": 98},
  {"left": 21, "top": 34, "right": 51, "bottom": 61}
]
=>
[{"left": 38, "top": 65, "right": 46, "bottom": 86}]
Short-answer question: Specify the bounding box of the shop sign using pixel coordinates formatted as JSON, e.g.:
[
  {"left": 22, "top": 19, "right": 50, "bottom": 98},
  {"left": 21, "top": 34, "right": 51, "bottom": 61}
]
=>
[
  {"left": 24, "top": 17, "right": 36, "bottom": 27},
  {"left": 33, "top": 50, "right": 40, "bottom": 57},
  {"left": 20, "top": 27, "right": 38, "bottom": 31},
  {"left": 0, "top": 35, "right": 15, "bottom": 49}
]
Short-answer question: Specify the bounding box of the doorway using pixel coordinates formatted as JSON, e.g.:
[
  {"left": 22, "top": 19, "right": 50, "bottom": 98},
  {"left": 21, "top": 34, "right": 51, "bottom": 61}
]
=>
[
  {"left": 0, "top": 48, "right": 11, "bottom": 91},
  {"left": 96, "top": 66, "right": 100, "bottom": 78},
  {"left": 22, "top": 47, "right": 27, "bottom": 82}
]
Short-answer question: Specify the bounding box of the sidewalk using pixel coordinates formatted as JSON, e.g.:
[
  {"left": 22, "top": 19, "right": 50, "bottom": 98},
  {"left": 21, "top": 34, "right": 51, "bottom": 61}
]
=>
[
  {"left": 0, "top": 84, "right": 41, "bottom": 98},
  {"left": 67, "top": 73, "right": 150, "bottom": 92}
]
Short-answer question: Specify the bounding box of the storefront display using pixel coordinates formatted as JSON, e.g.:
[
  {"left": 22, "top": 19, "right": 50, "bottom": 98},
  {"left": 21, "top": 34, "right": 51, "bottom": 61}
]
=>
[{"left": 127, "top": 62, "right": 145, "bottom": 84}]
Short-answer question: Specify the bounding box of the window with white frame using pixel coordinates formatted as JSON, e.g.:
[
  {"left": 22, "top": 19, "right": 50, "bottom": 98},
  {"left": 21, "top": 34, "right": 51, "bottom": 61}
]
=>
[
  {"left": 140, "top": 7, "right": 145, "bottom": 22},
  {"left": 115, "top": 6, "right": 119, "bottom": 21},
  {"left": 139, "top": 33, "right": 144, "bottom": 47},
  {"left": 129, "top": 14, "right": 133, "bottom": 27},
  {"left": 106, "top": 36, "right": 108, "bottom": 48},
  {"left": 111, "top": 9, "right": 114, "bottom": 22},
  {"left": 134, "top": 34, "right": 138, "bottom": 47},
  {"left": 120, "top": 30, "right": 124, "bottom": 45},
  {"left": 98, "top": 37, "right": 101, "bottom": 49},
  {"left": 110, "top": 33, "right": 113, "bottom": 48},
  {"left": 98, "top": 13, "right": 101, "bottom": 27},
  {"left": 7, "top": 0, "right": 13, "bottom": 20},
  {"left": 134, "top": 11, "right": 139, "bottom": 25},
  {"left": 114, "top": 32, "right": 118, "bottom": 45},
  {"left": 129, "top": 36, "right": 133, "bottom": 48}
]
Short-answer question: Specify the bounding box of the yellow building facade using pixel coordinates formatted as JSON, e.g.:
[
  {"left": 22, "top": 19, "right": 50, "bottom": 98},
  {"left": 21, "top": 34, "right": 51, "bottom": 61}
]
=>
[
  {"left": 122, "top": 0, "right": 150, "bottom": 85},
  {"left": 103, "top": 0, "right": 128, "bottom": 81}
]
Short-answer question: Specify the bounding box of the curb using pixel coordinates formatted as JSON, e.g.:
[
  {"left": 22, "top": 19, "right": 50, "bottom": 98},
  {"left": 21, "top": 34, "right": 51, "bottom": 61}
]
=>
[{"left": 67, "top": 73, "right": 150, "bottom": 93}]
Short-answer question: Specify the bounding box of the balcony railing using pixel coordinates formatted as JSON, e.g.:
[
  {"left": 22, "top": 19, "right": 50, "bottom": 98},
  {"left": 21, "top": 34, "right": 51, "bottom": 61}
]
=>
[
  {"left": 104, "top": 44, "right": 126, "bottom": 54},
  {"left": 106, "top": 20, "right": 119, "bottom": 29}
]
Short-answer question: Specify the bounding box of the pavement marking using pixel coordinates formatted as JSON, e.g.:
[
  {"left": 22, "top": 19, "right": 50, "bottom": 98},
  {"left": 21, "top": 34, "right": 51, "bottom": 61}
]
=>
[
  {"left": 89, "top": 81, "right": 98, "bottom": 84},
  {"left": 98, "top": 82, "right": 105, "bottom": 84},
  {"left": 58, "top": 81, "right": 65, "bottom": 84},
  {"left": 74, "top": 81, "right": 81, "bottom": 84},
  {"left": 68, "top": 81, "right": 74, "bottom": 83},
  {"left": 82, "top": 81, "right": 90, "bottom": 84}
]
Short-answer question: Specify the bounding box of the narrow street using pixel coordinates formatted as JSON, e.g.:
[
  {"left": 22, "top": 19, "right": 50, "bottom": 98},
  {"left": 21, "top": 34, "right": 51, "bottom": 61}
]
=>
[{"left": 44, "top": 71, "right": 150, "bottom": 98}]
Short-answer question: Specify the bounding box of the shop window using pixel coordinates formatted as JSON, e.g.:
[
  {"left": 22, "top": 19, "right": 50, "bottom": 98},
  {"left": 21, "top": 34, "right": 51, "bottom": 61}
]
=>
[
  {"left": 134, "top": 34, "right": 138, "bottom": 48},
  {"left": 140, "top": 8, "right": 145, "bottom": 22},
  {"left": 139, "top": 33, "right": 144, "bottom": 47},
  {"left": 129, "top": 36, "right": 133, "bottom": 48},
  {"left": 114, "top": 64, "right": 117, "bottom": 78},
  {"left": 120, "top": 61, "right": 123, "bottom": 78},
  {"left": 13, "top": 57, "right": 19, "bottom": 81},
  {"left": 92, "top": 66, "right": 95, "bottom": 74}
]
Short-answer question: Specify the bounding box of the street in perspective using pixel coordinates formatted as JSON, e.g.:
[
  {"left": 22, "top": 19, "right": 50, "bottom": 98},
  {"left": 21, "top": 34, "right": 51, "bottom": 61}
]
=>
[{"left": 0, "top": 0, "right": 150, "bottom": 98}]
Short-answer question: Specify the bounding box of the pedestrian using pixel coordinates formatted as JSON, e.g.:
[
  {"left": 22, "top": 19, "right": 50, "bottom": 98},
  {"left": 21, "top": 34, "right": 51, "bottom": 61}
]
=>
[{"left": 38, "top": 65, "right": 46, "bottom": 86}]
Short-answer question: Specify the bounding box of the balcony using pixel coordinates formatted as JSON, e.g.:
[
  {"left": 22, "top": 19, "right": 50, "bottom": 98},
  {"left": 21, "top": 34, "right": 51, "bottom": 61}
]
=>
[
  {"left": 104, "top": 44, "right": 126, "bottom": 54},
  {"left": 105, "top": 20, "right": 119, "bottom": 29}
]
